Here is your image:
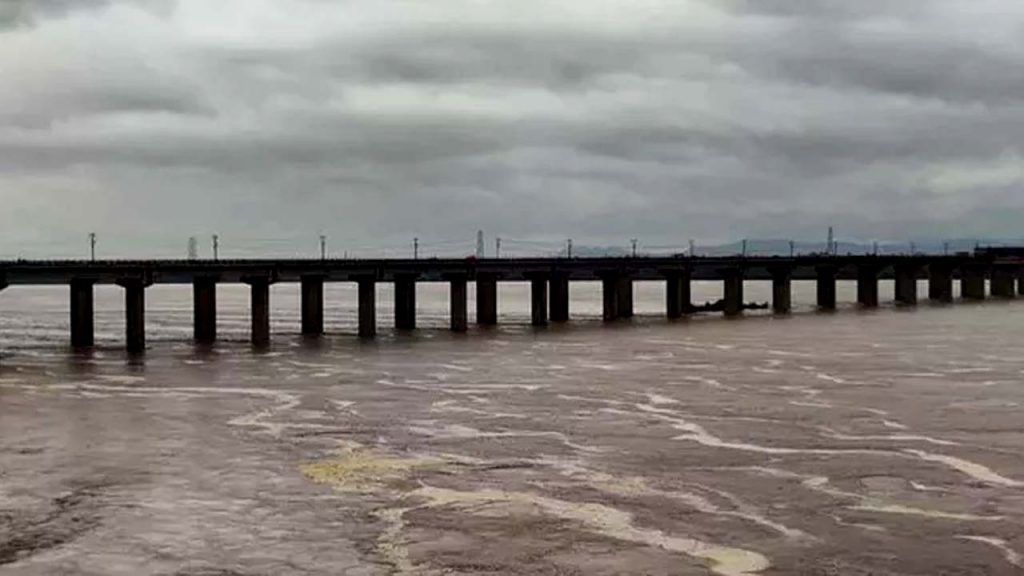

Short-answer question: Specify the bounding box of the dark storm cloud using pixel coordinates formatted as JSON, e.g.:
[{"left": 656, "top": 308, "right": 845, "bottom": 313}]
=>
[{"left": 1, "top": 0, "right": 1023, "bottom": 257}]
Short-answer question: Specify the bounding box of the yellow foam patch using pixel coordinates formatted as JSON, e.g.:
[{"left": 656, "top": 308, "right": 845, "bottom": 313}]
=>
[{"left": 300, "top": 449, "right": 438, "bottom": 492}]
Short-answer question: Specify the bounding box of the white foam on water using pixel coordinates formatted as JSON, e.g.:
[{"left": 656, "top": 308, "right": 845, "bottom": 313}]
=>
[
  {"left": 728, "top": 467, "right": 1003, "bottom": 523},
  {"left": 815, "top": 373, "right": 846, "bottom": 384},
  {"left": 685, "top": 375, "right": 735, "bottom": 391},
  {"left": 640, "top": 406, "right": 1024, "bottom": 490},
  {"left": 412, "top": 486, "right": 771, "bottom": 576},
  {"left": 438, "top": 363, "right": 474, "bottom": 372},
  {"left": 406, "top": 421, "right": 603, "bottom": 453},
  {"left": 830, "top": 514, "right": 887, "bottom": 532},
  {"left": 956, "top": 536, "right": 1023, "bottom": 569},
  {"left": 946, "top": 367, "right": 995, "bottom": 374},
  {"left": 850, "top": 504, "right": 1004, "bottom": 522},
  {"left": 645, "top": 393, "right": 679, "bottom": 405},
  {"left": 819, "top": 427, "right": 958, "bottom": 447},
  {"left": 909, "top": 481, "right": 946, "bottom": 492},
  {"left": 904, "top": 449, "right": 1024, "bottom": 488},
  {"left": 882, "top": 420, "right": 909, "bottom": 430},
  {"left": 789, "top": 401, "right": 833, "bottom": 409},
  {"left": 539, "top": 458, "right": 810, "bottom": 541}
]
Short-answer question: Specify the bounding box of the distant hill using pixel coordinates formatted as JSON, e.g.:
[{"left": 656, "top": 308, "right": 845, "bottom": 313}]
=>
[{"left": 564, "top": 238, "right": 1024, "bottom": 258}]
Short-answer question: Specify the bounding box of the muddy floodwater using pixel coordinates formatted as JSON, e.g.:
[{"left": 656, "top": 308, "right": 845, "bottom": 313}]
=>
[{"left": 1, "top": 281, "right": 1023, "bottom": 575}]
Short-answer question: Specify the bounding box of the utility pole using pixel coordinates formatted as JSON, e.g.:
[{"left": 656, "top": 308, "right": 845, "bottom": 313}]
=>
[
  {"left": 413, "top": 237, "right": 419, "bottom": 260},
  {"left": 827, "top": 226, "right": 834, "bottom": 256},
  {"left": 88, "top": 232, "right": 96, "bottom": 261},
  {"left": 567, "top": 239, "right": 573, "bottom": 258},
  {"left": 212, "top": 234, "right": 219, "bottom": 261},
  {"left": 495, "top": 237, "right": 502, "bottom": 259},
  {"left": 631, "top": 238, "right": 638, "bottom": 258},
  {"left": 741, "top": 239, "right": 748, "bottom": 257},
  {"left": 476, "top": 230, "right": 485, "bottom": 258},
  {"left": 320, "top": 234, "right": 327, "bottom": 260},
  {"left": 789, "top": 240, "right": 795, "bottom": 257}
]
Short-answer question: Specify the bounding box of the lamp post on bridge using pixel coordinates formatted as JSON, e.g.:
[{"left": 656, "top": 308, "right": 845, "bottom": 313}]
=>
[
  {"left": 212, "top": 234, "right": 219, "bottom": 261},
  {"left": 88, "top": 232, "right": 96, "bottom": 262}
]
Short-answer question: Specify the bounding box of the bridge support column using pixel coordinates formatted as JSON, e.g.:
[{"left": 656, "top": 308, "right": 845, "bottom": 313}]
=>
[
  {"left": 357, "top": 278, "right": 376, "bottom": 339},
  {"left": 616, "top": 277, "right": 634, "bottom": 319},
  {"left": 69, "top": 279, "right": 95, "bottom": 348},
  {"left": 247, "top": 277, "right": 271, "bottom": 347},
  {"left": 476, "top": 274, "right": 498, "bottom": 325},
  {"left": 894, "top": 265, "right": 919, "bottom": 306},
  {"left": 394, "top": 275, "right": 417, "bottom": 330},
  {"left": 449, "top": 276, "right": 468, "bottom": 332},
  {"left": 530, "top": 276, "right": 548, "bottom": 326},
  {"left": 816, "top": 266, "right": 837, "bottom": 310},
  {"left": 117, "top": 279, "right": 146, "bottom": 353},
  {"left": 664, "top": 270, "right": 690, "bottom": 319},
  {"left": 962, "top": 266, "right": 987, "bottom": 300},
  {"left": 549, "top": 274, "right": 570, "bottom": 322},
  {"left": 857, "top": 266, "right": 879, "bottom": 308},
  {"left": 601, "top": 275, "right": 619, "bottom": 321},
  {"left": 300, "top": 276, "right": 324, "bottom": 336},
  {"left": 991, "top": 267, "right": 1016, "bottom": 298},
  {"left": 723, "top": 269, "right": 744, "bottom": 317},
  {"left": 771, "top": 267, "right": 792, "bottom": 314},
  {"left": 928, "top": 265, "right": 953, "bottom": 303},
  {"left": 193, "top": 277, "right": 217, "bottom": 344}
]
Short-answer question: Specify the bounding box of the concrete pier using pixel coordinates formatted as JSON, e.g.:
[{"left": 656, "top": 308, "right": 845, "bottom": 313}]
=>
[
  {"left": 857, "top": 266, "right": 879, "bottom": 307},
  {"left": 394, "top": 275, "right": 417, "bottom": 330},
  {"left": 894, "top": 265, "right": 919, "bottom": 305},
  {"left": 530, "top": 277, "right": 548, "bottom": 326},
  {"left": 247, "top": 278, "right": 271, "bottom": 347},
  {"left": 816, "top": 266, "right": 837, "bottom": 310},
  {"left": 357, "top": 278, "right": 376, "bottom": 339},
  {"left": 664, "top": 270, "right": 690, "bottom": 319},
  {"left": 723, "top": 270, "right": 744, "bottom": 317},
  {"left": 928, "top": 265, "right": 953, "bottom": 303},
  {"left": 300, "top": 276, "right": 324, "bottom": 336},
  {"left": 69, "top": 279, "right": 95, "bottom": 348},
  {"left": 991, "top": 267, "right": 1016, "bottom": 298},
  {"left": 449, "top": 276, "right": 468, "bottom": 332},
  {"left": 602, "top": 275, "right": 619, "bottom": 321},
  {"left": 962, "top": 266, "right": 987, "bottom": 300},
  {"left": 549, "top": 274, "right": 570, "bottom": 322},
  {"left": 476, "top": 275, "right": 498, "bottom": 325},
  {"left": 616, "top": 277, "right": 634, "bottom": 319},
  {"left": 117, "top": 279, "right": 146, "bottom": 353},
  {"left": 771, "top": 267, "right": 792, "bottom": 314},
  {"left": 193, "top": 277, "right": 217, "bottom": 344}
]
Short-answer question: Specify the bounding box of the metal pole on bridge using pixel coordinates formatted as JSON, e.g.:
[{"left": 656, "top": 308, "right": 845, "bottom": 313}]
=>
[{"left": 88, "top": 233, "right": 96, "bottom": 261}]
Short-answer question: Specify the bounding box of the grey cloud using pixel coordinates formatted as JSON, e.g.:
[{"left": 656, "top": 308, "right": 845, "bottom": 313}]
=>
[{"left": 1, "top": 0, "right": 1023, "bottom": 257}]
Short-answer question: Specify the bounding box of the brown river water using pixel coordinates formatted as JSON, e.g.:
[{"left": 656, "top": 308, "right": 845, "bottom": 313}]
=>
[{"left": 1, "top": 281, "right": 1022, "bottom": 575}]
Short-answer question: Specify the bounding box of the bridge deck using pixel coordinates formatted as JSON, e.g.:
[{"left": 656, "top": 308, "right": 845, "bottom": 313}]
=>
[{"left": 0, "top": 255, "right": 1002, "bottom": 286}]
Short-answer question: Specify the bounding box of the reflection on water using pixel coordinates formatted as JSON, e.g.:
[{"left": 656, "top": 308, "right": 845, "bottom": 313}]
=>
[{"left": 1, "top": 283, "right": 1022, "bottom": 575}]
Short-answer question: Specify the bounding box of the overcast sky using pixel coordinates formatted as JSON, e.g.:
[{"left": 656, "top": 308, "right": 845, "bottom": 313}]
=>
[{"left": 2, "top": 0, "right": 1023, "bottom": 257}]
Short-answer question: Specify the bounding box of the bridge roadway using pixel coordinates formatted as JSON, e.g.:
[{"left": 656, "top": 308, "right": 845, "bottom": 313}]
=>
[{"left": 1, "top": 254, "right": 1022, "bottom": 353}]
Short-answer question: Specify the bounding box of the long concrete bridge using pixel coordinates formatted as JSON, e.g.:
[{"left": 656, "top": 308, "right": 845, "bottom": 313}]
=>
[{"left": 2, "top": 253, "right": 1022, "bottom": 352}]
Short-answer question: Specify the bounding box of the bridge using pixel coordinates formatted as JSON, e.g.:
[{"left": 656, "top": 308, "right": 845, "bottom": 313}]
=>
[{"left": 1, "top": 253, "right": 1021, "bottom": 353}]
